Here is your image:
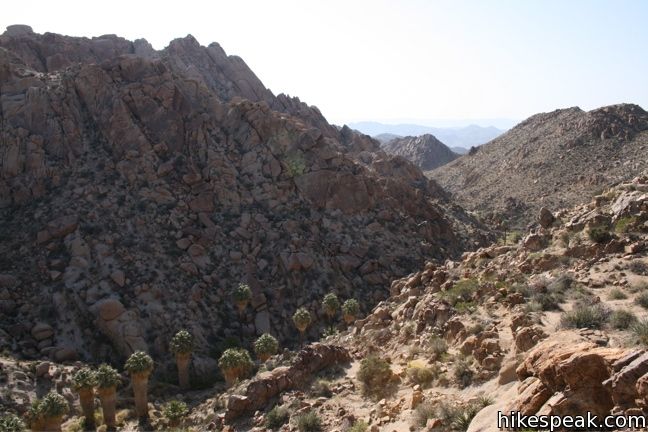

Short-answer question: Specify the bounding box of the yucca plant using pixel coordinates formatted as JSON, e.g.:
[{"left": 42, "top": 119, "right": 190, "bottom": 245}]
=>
[
  {"left": 322, "top": 293, "right": 340, "bottom": 321},
  {"left": 71, "top": 367, "right": 97, "bottom": 428},
  {"left": 95, "top": 364, "right": 120, "bottom": 429},
  {"left": 170, "top": 330, "right": 194, "bottom": 390},
  {"left": 124, "top": 352, "right": 154, "bottom": 420},
  {"left": 232, "top": 283, "right": 252, "bottom": 314},
  {"left": 163, "top": 400, "right": 188, "bottom": 428},
  {"left": 254, "top": 333, "right": 279, "bottom": 362},
  {"left": 293, "top": 308, "right": 312, "bottom": 344},
  {"left": 218, "top": 348, "right": 253, "bottom": 386},
  {"left": 342, "top": 299, "right": 360, "bottom": 324}
]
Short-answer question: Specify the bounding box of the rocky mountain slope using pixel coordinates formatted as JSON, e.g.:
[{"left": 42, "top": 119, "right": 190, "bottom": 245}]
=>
[
  {"left": 0, "top": 24, "right": 491, "bottom": 379},
  {"left": 2, "top": 170, "right": 646, "bottom": 431},
  {"left": 382, "top": 134, "right": 459, "bottom": 171},
  {"left": 429, "top": 104, "right": 648, "bottom": 228}
]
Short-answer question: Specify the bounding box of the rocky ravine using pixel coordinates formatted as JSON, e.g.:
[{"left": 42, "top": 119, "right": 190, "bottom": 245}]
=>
[
  {"left": 382, "top": 134, "right": 459, "bottom": 171},
  {"left": 0, "top": 24, "right": 491, "bottom": 381},
  {"left": 430, "top": 104, "right": 648, "bottom": 228}
]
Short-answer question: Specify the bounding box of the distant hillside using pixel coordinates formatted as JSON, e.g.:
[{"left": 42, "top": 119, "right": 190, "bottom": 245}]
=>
[
  {"left": 382, "top": 134, "right": 459, "bottom": 170},
  {"left": 430, "top": 104, "right": 648, "bottom": 226},
  {"left": 349, "top": 122, "right": 505, "bottom": 148},
  {"left": 374, "top": 133, "right": 402, "bottom": 144}
]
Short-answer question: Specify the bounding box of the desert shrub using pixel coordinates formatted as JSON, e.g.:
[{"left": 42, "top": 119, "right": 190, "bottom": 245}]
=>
[
  {"left": 254, "top": 333, "right": 279, "bottom": 361},
  {"left": 311, "top": 379, "right": 332, "bottom": 397},
  {"left": 629, "top": 261, "right": 648, "bottom": 276},
  {"left": 0, "top": 414, "right": 25, "bottom": 432},
  {"left": 560, "top": 303, "right": 610, "bottom": 329},
  {"left": 163, "top": 400, "right": 188, "bottom": 423},
  {"left": 348, "top": 420, "right": 368, "bottom": 432},
  {"left": 610, "top": 310, "right": 637, "bottom": 330},
  {"left": 633, "top": 320, "right": 648, "bottom": 345},
  {"left": 428, "top": 336, "right": 448, "bottom": 359},
  {"left": 406, "top": 363, "right": 437, "bottom": 388},
  {"left": 608, "top": 288, "right": 628, "bottom": 300},
  {"left": 413, "top": 402, "right": 436, "bottom": 427},
  {"left": 415, "top": 399, "right": 491, "bottom": 431},
  {"left": 615, "top": 216, "right": 637, "bottom": 233},
  {"left": 441, "top": 279, "right": 479, "bottom": 306},
  {"left": 265, "top": 405, "right": 290, "bottom": 430},
  {"left": 357, "top": 355, "right": 393, "bottom": 397},
  {"left": 124, "top": 351, "right": 153, "bottom": 374},
  {"left": 285, "top": 153, "right": 306, "bottom": 177},
  {"left": 588, "top": 226, "right": 611, "bottom": 243},
  {"left": 169, "top": 330, "right": 194, "bottom": 354},
  {"left": 635, "top": 292, "right": 648, "bottom": 309},
  {"left": 452, "top": 359, "right": 474, "bottom": 388},
  {"left": 296, "top": 410, "right": 321, "bottom": 432}
]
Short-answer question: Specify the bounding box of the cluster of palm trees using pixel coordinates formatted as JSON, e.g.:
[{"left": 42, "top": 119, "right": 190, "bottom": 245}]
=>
[{"left": 13, "top": 288, "right": 361, "bottom": 431}]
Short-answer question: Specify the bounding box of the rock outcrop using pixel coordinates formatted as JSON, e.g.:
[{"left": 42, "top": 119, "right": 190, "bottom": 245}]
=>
[{"left": 382, "top": 134, "right": 459, "bottom": 171}]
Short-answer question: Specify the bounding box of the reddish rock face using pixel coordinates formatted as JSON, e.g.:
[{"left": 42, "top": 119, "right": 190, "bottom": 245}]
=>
[{"left": 0, "top": 26, "right": 489, "bottom": 362}]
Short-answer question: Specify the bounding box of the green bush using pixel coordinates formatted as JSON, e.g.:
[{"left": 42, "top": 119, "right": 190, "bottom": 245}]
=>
[
  {"left": 413, "top": 402, "right": 436, "bottom": 428},
  {"left": 416, "top": 398, "right": 492, "bottom": 431},
  {"left": 608, "top": 288, "right": 628, "bottom": 300},
  {"left": 560, "top": 303, "right": 610, "bottom": 329},
  {"left": 441, "top": 279, "right": 478, "bottom": 306},
  {"left": 453, "top": 359, "right": 474, "bottom": 388},
  {"left": 635, "top": 292, "right": 648, "bottom": 309},
  {"left": 265, "top": 405, "right": 290, "bottom": 430},
  {"left": 296, "top": 410, "right": 321, "bottom": 432},
  {"left": 254, "top": 333, "right": 279, "bottom": 361},
  {"left": 39, "top": 392, "right": 69, "bottom": 417},
  {"left": 610, "top": 310, "right": 637, "bottom": 330},
  {"left": 633, "top": 319, "right": 648, "bottom": 345},
  {"left": 169, "top": 330, "right": 194, "bottom": 354},
  {"left": 357, "top": 355, "right": 393, "bottom": 397},
  {"left": 348, "top": 420, "right": 369, "bottom": 432},
  {"left": 71, "top": 367, "right": 97, "bottom": 391},
  {"left": 95, "top": 364, "right": 120, "bottom": 388},
  {"left": 428, "top": 336, "right": 448, "bottom": 359},
  {"left": 615, "top": 216, "right": 637, "bottom": 233},
  {"left": 588, "top": 226, "right": 611, "bottom": 243},
  {"left": 163, "top": 400, "right": 188, "bottom": 423},
  {"left": 124, "top": 351, "right": 154, "bottom": 374},
  {"left": 0, "top": 414, "right": 25, "bottom": 432},
  {"left": 406, "top": 364, "right": 437, "bottom": 387}
]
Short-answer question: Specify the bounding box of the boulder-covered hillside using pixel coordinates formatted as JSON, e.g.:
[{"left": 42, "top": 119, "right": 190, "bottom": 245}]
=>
[
  {"left": 382, "top": 134, "right": 459, "bottom": 171},
  {"left": 430, "top": 104, "right": 648, "bottom": 227},
  {"left": 0, "top": 25, "right": 490, "bottom": 369}
]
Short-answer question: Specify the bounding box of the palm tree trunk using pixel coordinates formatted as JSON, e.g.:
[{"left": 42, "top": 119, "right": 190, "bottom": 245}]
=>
[
  {"left": 131, "top": 372, "right": 150, "bottom": 419},
  {"left": 176, "top": 352, "right": 191, "bottom": 390},
  {"left": 98, "top": 387, "right": 117, "bottom": 429},
  {"left": 77, "top": 387, "right": 95, "bottom": 428},
  {"left": 42, "top": 415, "right": 63, "bottom": 432}
]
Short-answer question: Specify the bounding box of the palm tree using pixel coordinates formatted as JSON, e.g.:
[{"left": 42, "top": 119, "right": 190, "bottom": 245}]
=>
[
  {"left": 95, "top": 364, "right": 120, "bottom": 430},
  {"left": 29, "top": 392, "right": 68, "bottom": 432},
  {"left": 292, "top": 308, "right": 312, "bottom": 345},
  {"left": 163, "top": 400, "right": 188, "bottom": 428},
  {"left": 71, "top": 367, "right": 97, "bottom": 428},
  {"left": 169, "top": 330, "right": 194, "bottom": 390},
  {"left": 124, "top": 352, "right": 154, "bottom": 420},
  {"left": 254, "top": 333, "right": 279, "bottom": 362},
  {"left": 218, "top": 348, "right": 253, "bottom": 387},
  {"left": 342, "top": 299, "right": 360, "bottom": 325},
  {"left": 322, "top": 293, "right": 340, "bottom": 321},
  {"left": 232, "top": 283, "right": 252, "bottom": 315}
]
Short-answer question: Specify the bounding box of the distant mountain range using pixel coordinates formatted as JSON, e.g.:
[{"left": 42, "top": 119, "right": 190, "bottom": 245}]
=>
[{"left": 349, "top": 121, "right": 506, "bottom": 151}]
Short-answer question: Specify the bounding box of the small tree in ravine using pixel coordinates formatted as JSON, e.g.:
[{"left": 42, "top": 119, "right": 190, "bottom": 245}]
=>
[
  {"left": 163, "top": 400, "right": 189, "bottom": 428},
  {"left": 254, "top": 333, "right": 279, "bottom": 362},
  {"left": 95, "top": 364, "right": 120, "bottom": 429},
  {"left": 322, "top": 293, "right": 340, "bottom": 321},
  {"left": 232, "top": 283, "right": 252, "bottom": 315},
  {"left": 124, "top": 352, "right": 154, "bottom": 420},
  {"left": 293, "top": 308, "right": 312, "bottom": 344},
  {"left": 170, "top": 329, "right": 194, "bottom": 390},
  {"left": 218, "top": 348, "right": 254, "bottom": 386},
  {"left": 71, "top": 367, "right": 97, "bottom": 428},
  {"left": 342, "top": 299, "right": 360, "bottom": 325}
]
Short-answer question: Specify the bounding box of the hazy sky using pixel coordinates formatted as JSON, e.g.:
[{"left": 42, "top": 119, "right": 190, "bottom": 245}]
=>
[{"left": 2, "top": 0, "right": 647, "bottom": 126}]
